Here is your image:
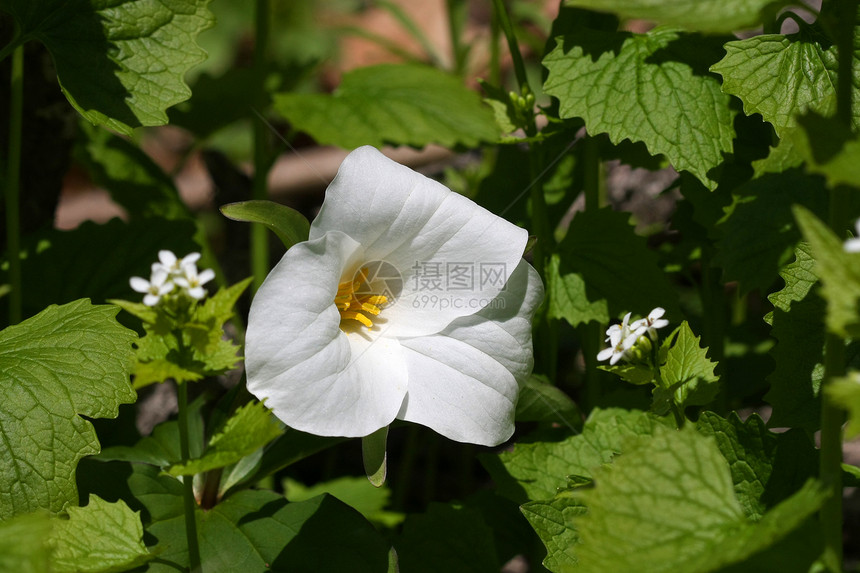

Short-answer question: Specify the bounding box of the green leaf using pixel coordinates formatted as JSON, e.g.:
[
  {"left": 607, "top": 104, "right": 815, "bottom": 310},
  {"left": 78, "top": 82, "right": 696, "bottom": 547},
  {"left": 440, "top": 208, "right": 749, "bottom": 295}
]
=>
[
  {"left": 567, "top": 426, "right": 827, "bottom": 573},
  {"left": 0, "top": 0, "right": 214, "bottom": 135},
  {"left": 767, "top": 242, "right": 818, "bottom": 317},
  {"left": 794, "top": 206, "right": 860, "bottom": 337},
  {"left": 696, "top": 412, "right": 819, "bottom": 521},
  {"left": 794, "top": 112, "right": 860, "bottom": 188},
  {"left": 555, "top": 207, "right": 680, "bottom": 322},
  {"left": 273, "top": 64, "right": 499, "bottom": 149},
  {"left": 545, "top": 254, "right": 609, "bottom": 328},
  {"left": 563, "top": 0, "right": 790, "bottom": 34},
  {"left": 362, "top": 426, "right": 389, "bottom": 487},
  {"left": 284, "top": 476, "right": 404, "bottom": 528},
  {"left": 521, "top": 491, "right": 588, "bottom": 572},
  {"left": 0, "top": 511, "right": 52, "bottom": 573},
  {"left": 711, "top": 27, "right": 860, "bottom": 137},
  {"left": 167, "top": 401, "right": 281, "bottom": 476},
  {"left": 826, "top": 372, "right": 860, "bottom": 438},
  {"left": 544, "top": 28, "right": 735, "bottom": 189},
  {"left": 220, "top": 200, "right": 311, "bottom": 250},
  {"left": 394, "top": 503, "right": 500, "bottom": 573},
  {"left": 515, "top": 374, "right": 584, "bottom": 430},
  {"left": 713, "top": 170, "right": 828, "bottom": 295},
  {"left": 0, "top": 300, "right": 136, "bottom": 519},
  {"left": 49, "top": 496, "right": 151, "bottom": 573},
  {"left": 139, "top": 478, "right": 391, "bottom": 572},
  {"left": 485, "top": 408, "right": 666, "bottom": 503},
  {"left": 654, "top": 322, "right": 720, "bottom": 413}
]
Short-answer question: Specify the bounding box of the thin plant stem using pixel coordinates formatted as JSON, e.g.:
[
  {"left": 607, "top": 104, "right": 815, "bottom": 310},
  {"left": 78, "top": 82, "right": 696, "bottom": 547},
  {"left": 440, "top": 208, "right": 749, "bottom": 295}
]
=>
[
  {"left": 177, "top": 381, "right": 202, "bottom": 572},
  {"left": 581, "top": 137, "right": 602, "bottom": 406},
  {"left": 251, "top": 0, "right": 271, "bottom": 293},
  {"left": 818, "top": 1, "right": 856, "bottom": 568},
  {"left": 0, "top": 34, "right": 23, "bottom": 65},
  {"left": 491, "top": 0, "right": 529, "bottom": 96},
  {"left": 446, "top": 0, "right": 468, "bottom": 76},
  {"left": 5, "top": 44, "right": 23, "bottom": 325}
]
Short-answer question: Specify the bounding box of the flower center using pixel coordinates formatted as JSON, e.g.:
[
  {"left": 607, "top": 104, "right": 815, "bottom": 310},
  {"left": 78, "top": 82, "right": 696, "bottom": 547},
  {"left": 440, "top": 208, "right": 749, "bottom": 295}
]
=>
[{"left": 335, "top": 267, "right": 388, "bottom": 329}]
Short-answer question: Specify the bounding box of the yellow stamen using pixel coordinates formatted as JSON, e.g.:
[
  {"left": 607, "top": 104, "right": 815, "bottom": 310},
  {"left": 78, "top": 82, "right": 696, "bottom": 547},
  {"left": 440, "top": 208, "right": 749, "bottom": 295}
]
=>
[{"left": 335, "top": 267, "right": 388, "bottom": 329}]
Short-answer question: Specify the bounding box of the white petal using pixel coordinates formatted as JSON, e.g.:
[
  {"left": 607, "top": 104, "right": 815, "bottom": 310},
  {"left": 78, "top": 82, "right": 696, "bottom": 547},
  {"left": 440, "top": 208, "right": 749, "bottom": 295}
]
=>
[
  {"left": 649, "top": 307, "right": 665, "bottom": 320},
  {"left": 311, "top": 146, "right": 528, "bottom": 337},
  {"left": 609, "top": 351, "right": 623, "bottom": 365},
  {"left": 158, "top": 281, "right": 175, "bottom": 295},
  {"left": 143, "top": 293, "right": 160, "bottom": 306},
  {"left": 129, "top": 277, "right": 150, "bottom": 293},
  {"left": 181, "top": 252, "right": 202, "bottom": 266},
  {"left": 187, "top": 286, "right": 206, "bottom": 299},
  {"left": 245, "top": 231, "right": 408, "bottom": 437},
  {"left": 397, "top": 261, "right": 543, "bottom": 446},
  {"left": 845, "top": 238, "right": 860, "bottom": 253},
  {"left": 150, "top": 267, "right": 170, "bottom": 286},
  {"left": 597, "top": 347, "right": 615, "bottom": 362},
  {"left": 197, "top": 268, "right": 215, "bottom": 286},
  {"left": 158, "top": 250, "right": 177, "bottom": 267}
]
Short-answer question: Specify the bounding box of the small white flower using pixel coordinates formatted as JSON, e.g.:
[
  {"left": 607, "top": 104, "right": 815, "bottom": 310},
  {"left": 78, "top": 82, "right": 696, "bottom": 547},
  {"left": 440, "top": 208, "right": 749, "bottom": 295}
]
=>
[
  {"left": 845, "top": 220, "right": 860, "bottom": 253},
  {"left": 130, "top": 267, "right": 174, "bottom": 307},
  {"left": 631, "top": 307, "right": 669, "bottom": 340},
  {"left": 174, "top": 265, "right": 216, "bottom": 300},
  {"left": 154, "top": 250, "right": 202, "bottom": 276},
  {"left": 598, "top": 312, "right": 639, "bottom": 365}
]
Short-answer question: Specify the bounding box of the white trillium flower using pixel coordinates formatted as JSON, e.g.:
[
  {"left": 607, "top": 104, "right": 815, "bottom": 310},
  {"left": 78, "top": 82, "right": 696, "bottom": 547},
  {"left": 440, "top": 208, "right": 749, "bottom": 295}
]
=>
[
  {"left": 631, "top": 307, "right": 669, "bottom": 341},
  {"left": 245, "top": 146, "right": 544, "bottom": 446},
  {"left": 130, "top": 267, "right": 174, "bottom": 307},
  {"left": 598, "top": 312, "right": 638, "bottom": 365},
  {"left": 174, "top": 265, "right": 216, "bottom": 300},
  {"left": 844, "top": 220, "right": 860, "bottom": 253}
]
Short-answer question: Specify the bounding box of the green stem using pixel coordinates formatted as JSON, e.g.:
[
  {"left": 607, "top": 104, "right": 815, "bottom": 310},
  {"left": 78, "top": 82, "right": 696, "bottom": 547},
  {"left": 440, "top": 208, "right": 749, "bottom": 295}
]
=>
[
  {"left": 251, "top": 0, "right": 271, "bottom": 293},
  {"left": 818, "top": 1, "right": 856, "bottom": 567},
  {"left": 491, "top": 0, "right": 529, "bottom": 95},
  {"left": 581, "top": 137, "right": 603, "bottom": 406},
  {"left": 0, "top": 34, "right": 24, "bottom": 65},
  {"left": 5, "top": 44, "right": 23, "bottom": 325},
  {"left": 446, "top": 0, "right": 468, "bottom": 76},
  {"left": 177, "top": 381, "right": 202, "bottom": 572}
]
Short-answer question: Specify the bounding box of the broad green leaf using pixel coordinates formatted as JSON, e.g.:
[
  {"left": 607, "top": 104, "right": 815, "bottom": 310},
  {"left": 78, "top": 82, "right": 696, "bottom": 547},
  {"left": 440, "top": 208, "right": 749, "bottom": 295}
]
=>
[
  {"left": 555, "top": 207, "right": 679, "bottom": 322},
  {"left": 244, "top": 430, "right": 347, "bottom": 487},
  {"left": 826, "top": 373, "right": 860, "bottom": 438},
  {"left": 49, "top": 496, "right": 151, "bottom": 573},
  {"left": 137, "top": 477, "right": 391, "bottom": 573},
  {"left": 794, "top": 112, "right": 860, "bottom": 188},
  {"left": 515, "top": 374, "right": 584, "bottom": 430},
  {"left": 0, "top": 0, "right": 214, "bottom": 134},
  {"left": 752, "top": 135, "right": 805, "bottom": 178},
  {"left": 567, "top": 426, "right": 827, "bottom": 573},
  {"left": 394, "top": 503, "right": 500, "bottom": 573},
  {"left": 273, "top": 64, "right": 499, "bottom": 149},
  {"left": 0, "top": 300, "right": 136, "bottom": 519},
  {"left": 521, "top": 491, "right": 588, "bottom": 572},
  {"left": 0, "top": 511, "right": 52, "bottom": 573},
  {"left": 484, "top": 408, "right": 665, "bottom": 503},
  {"left": 479, "top": 80, "right": 522, "bottom": 135},
  {"left": 654, "top": 322, "right": 719, "bottom": 413},
  {"left": 220, "top": 200, "right": 311, "bottom": 250},
  {"left": 794, "top": 206, "right": 860, "bottom": 337},
  {"left": 711, "top": 28, "right": 860, "bottom": 137},
  {"left": 1, "top": 219, "right": 197, "bottom": 323},
  {"left": 713, "top": 170, "right": 828, "bottom": 295},
  {"left": 75, "top": 122, "right": 190, "bottom": 220},
  {"left": 284, "top": 476, "right": 404, "bottom": 528},
  {"left": 563, "top": 0, "right": 790, "bottom": 33},
  {"left": 696, "top": 412, "right": 818, "bottom": 520},
  {"left": 545, "top": 254, "right": 609, "bottom": 328},
  {"left": 544, "top": 28, "right": 735, "bottom": 189},
  {"left": 167, "top": 401, "right": 281, "bottom": 476}
]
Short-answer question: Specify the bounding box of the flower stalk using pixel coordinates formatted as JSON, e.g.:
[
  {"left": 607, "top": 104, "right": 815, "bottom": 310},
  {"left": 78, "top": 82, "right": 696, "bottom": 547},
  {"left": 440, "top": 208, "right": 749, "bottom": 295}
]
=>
[
  {"left": 5, "top": 44, "right": 23, "bottom": 325},
  {"left": 177, "top": 379, "right": 202, "bottom": 572},
  {"left": 251, "top": 0, "right": 271, "bottom": 293}
]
